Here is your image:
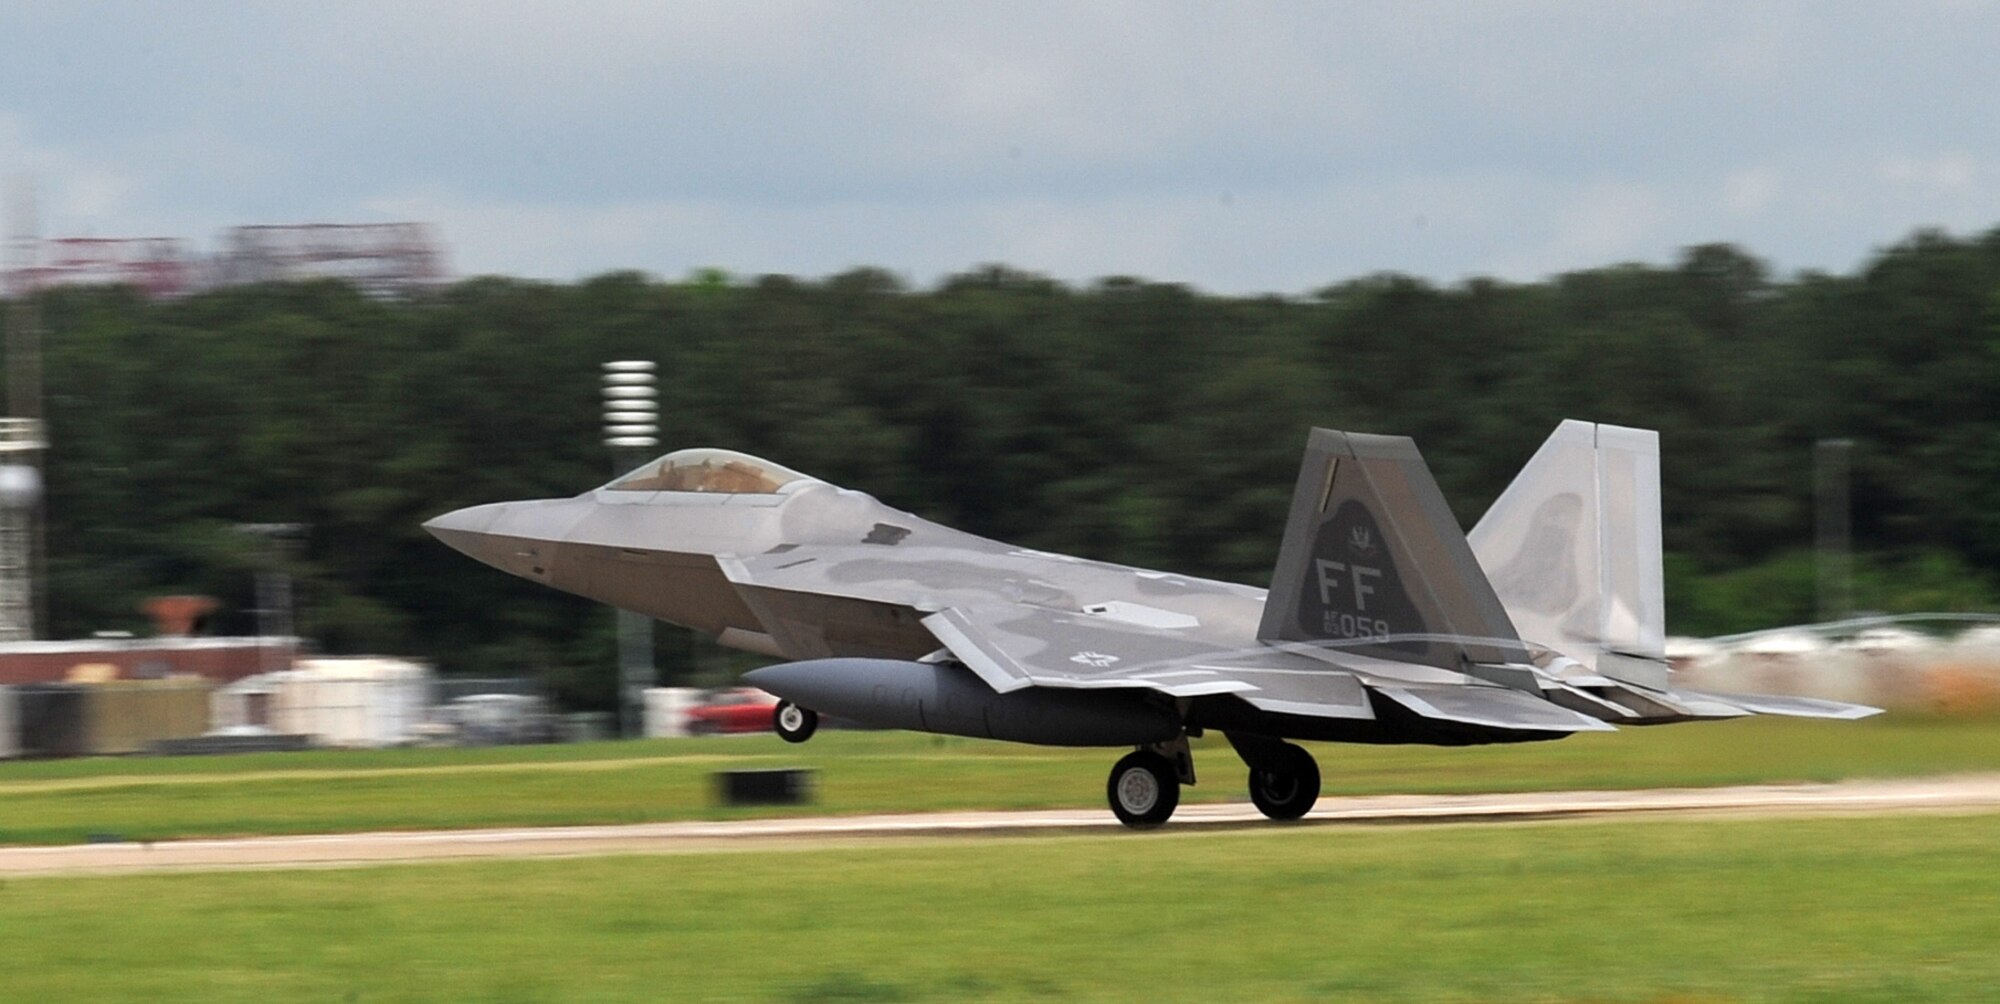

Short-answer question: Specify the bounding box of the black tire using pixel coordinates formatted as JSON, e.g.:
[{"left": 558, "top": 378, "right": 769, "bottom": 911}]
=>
[
  {"left": 773, "top": 701, "right": 818, "bottom": 743},
  {"left": 1247, "top": 743, "right": 1320, "bottom": 821},
  {"left": 689, "top": 718, "right": 719, "bottom": 737},
  {"left": 1106, "top": 751, "right": 1181, "bottom": 828}
]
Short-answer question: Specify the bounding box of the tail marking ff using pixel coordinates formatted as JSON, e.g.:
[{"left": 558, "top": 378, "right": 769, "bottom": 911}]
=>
[{"left": 1258, "top": 429, "right": 1532, "bottom": 685}]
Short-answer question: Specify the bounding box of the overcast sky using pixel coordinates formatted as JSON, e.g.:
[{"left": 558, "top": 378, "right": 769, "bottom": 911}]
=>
[{"left": 4, "top": 1, "right": 1999, "bottom": 293}]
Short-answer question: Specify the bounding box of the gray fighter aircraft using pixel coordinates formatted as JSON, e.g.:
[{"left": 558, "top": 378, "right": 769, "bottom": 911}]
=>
[{"left": 425, "top": 421, "right": 1876, "bottom": 827}]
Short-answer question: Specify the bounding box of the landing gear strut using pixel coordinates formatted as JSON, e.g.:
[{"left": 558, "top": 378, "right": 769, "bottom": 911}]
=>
[
  {"left": 1228, "top": 733, "right": 1321, "bottom": 821},
  {"left": 773, "top": 700, "right": 818, "bottom": 743},
  {"left": 1106, "top": 750, "right": 1180, "bottom": 828}
]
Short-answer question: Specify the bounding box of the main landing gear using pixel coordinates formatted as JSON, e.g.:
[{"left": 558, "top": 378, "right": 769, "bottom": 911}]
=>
[
  {"left": 1106, "top": 734, "right": 1194, "bottom": 829},
  {"left": 1245, "top": 743, "right": 1320, "bottom": 820},
  {"left": 1103, "top": 733, "right": 1322, "bottom": 828},
  {"left": 1229, "top": 733, "right": 1321, "bottom": 822},
  {"left": 1106, "top": 750, "right": 1180, "bottom": 828}
]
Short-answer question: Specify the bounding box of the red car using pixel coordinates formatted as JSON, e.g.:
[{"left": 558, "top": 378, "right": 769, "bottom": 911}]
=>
[{"left": 685, "top": 687, "right": 780, "bottom": 735}]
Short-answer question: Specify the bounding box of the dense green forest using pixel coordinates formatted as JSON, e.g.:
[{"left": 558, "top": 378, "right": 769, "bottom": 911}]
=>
[{"left": 6, "top": 230, "right": 2000, "bottom": 707}]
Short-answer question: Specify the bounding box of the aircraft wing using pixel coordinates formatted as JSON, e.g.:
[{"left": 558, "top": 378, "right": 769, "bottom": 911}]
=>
[
  {"left": 722, "top": 541, "right": 1611, "bottom": 734},
  {"left": 920, "top": 605, "right": 1260, "bottom": 695},
  {"left": 921, "top": 604, "right": 1613, "bottom": 733},
  {"left": 715, "top": 435, "right": 1618, "bottom": 737}
]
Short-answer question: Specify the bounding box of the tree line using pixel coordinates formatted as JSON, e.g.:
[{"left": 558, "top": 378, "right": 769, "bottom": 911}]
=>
[{"left": 7, "top": 229, "right": 1999, "bottom": 706}]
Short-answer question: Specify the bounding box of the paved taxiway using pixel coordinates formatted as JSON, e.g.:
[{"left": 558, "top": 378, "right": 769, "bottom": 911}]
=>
[{"left": 7, "top": 774, "right": 1998, "bottom": 877}]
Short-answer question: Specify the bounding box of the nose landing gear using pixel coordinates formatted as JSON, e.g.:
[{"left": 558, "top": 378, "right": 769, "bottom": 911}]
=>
[
  {"left": 1246, "top": 744, "right": 1321, "bottom": 820},
  {"left": 773, "top": 700, "right": 818, "bottom": 743}
]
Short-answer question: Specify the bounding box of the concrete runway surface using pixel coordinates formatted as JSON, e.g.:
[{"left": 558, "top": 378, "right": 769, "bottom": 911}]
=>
[{"left": 7, "top": 774, "right": 1999, "bottom": 877}]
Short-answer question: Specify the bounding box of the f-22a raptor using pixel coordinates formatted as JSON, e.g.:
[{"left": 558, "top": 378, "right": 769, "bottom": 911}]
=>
[{"left": 425, "top": 421, "right": 1876, "bottom": 827}]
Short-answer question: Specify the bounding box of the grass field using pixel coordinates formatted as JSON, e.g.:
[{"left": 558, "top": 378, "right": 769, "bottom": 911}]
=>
[
  {"left": 2, "top": 812, "right": 1997, "bottom": 1002},
  {"left": 0, "top": 714, "right": 1996, "bottom": 845}
]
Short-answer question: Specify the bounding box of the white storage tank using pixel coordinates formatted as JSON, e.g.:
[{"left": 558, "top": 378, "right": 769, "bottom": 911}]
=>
[
  {"left": 644, "top": 687, "right": 703, "bottom": 738},
  {"left": 268, "top": 657, "right": 434, "bottom": 748}
]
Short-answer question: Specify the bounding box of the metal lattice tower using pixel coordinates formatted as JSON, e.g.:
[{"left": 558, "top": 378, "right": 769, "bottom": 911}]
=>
[
  {"left": 3, "top": 178, "right": 46, "bottom": 641},
  {"left": 213, "top": 223, "right": 447, "bottom": 298},
  {"left": 33, "top": 237, "right": 194, "bottom": 298}
]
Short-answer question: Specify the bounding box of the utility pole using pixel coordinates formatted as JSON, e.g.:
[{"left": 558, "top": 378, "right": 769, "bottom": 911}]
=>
[
  {"left": 1, "top": 178, "right": 46, "bottom": 641},
  {"left": 603, "top": 361, "right": 659, "bottom": 737},
  {"left": 238, "top": 522, "right": 307, "bottom": 673}
]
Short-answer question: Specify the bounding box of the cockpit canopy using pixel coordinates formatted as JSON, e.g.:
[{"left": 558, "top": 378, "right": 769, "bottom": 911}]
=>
[{"left": 604, "top": 448, "right": 816, "bottom": 495}]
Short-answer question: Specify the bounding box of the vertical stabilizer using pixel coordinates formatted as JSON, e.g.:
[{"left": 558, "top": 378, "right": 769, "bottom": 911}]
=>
[
  {"left": 1469, "top": 421, "right": 1666, "bottom": 687},
  {"left": 1258, "top": 429, "right": 1531, "bottom": 677}
]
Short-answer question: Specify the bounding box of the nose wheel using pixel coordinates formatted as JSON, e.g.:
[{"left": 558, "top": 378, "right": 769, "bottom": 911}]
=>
[
  {"left": 773, "top": 701, "right": 818, "bottom": 743},
  {"left": 1106, "top": 751, "right": 1180, "bottom": 828}
]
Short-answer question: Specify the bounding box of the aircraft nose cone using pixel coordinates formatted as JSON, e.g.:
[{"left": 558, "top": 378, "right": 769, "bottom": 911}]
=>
[
  {"left": 422, "top": 502, "right": 507, "bottom": 561},
  {"left": 422, "top": 497, "right": 596, "bottom": 581}
]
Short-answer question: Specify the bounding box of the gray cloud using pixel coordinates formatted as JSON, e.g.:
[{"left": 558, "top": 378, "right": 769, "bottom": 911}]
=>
[{"left": 4, "top": 1, "right": 2000, "bottom": 292}]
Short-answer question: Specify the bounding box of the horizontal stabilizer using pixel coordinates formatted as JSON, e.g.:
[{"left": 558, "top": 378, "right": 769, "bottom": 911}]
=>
[
  {"left": 1372, "top": 683, "right": 1618, "bottom": 734},
  {"left": 1584, "top": 682, "right": 1748, "bottom": 722},
  {"left": 1672, "top": 687, "right": 1882, "bottom": 720},
  {"left": 1537, "top": 679, "right": 1645, "bottom": 720}
]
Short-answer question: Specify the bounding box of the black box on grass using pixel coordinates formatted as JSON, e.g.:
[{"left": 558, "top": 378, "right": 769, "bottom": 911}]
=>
[{"left": 715, "top": 768, "right": 816, "bottom": 806}]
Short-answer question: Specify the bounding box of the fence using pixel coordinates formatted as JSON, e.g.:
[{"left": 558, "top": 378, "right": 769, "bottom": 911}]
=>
[
  {"left": 0, "top": 667, "right": 570, "bottom": 759},
  {"left": 3, "top": 680, "right": 210, "bottom": 757}
]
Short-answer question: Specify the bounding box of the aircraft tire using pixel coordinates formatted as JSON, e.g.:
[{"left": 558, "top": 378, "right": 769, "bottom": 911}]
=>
[
  {"left": 1106, "top": 751, "right": 1180, "bottom": 828},
  {"left": 1247, "top": 743, "right": 1320, "bottom": 821},
  {"left": 774, "top": 701, "right": 818, "bottom": 743}
]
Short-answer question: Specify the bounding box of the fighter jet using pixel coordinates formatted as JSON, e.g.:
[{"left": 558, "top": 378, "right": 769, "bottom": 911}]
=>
[{"left": 424, "top": 421, "right": 1876, "bottom": 827}]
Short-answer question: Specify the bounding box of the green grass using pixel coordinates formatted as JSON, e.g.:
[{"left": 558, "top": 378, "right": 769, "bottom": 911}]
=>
[
  {"left": 3, "top": 813, "right": 1999, "bottom": 1002},
  {"left": 0, "top": 714, "right": 1996, "bottom": 845}
]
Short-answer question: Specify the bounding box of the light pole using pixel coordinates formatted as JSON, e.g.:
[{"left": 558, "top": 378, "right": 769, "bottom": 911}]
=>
[
  {"left": 603, "top": 361, "right": 658, "bottom": 737},
  {"left": 237, "top": 522, "right": 306, "bottom": 673},
  {"left": 4, "top": 178, "right": 45, "bottom": 640},
  {"left": 0, "top": 420, "right": 43, "bottom": 642}
]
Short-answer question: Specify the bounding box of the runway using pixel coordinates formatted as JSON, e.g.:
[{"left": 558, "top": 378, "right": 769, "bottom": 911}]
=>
[{"left": 7, "top": 773, "right": 1999, "bottom": 877}]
